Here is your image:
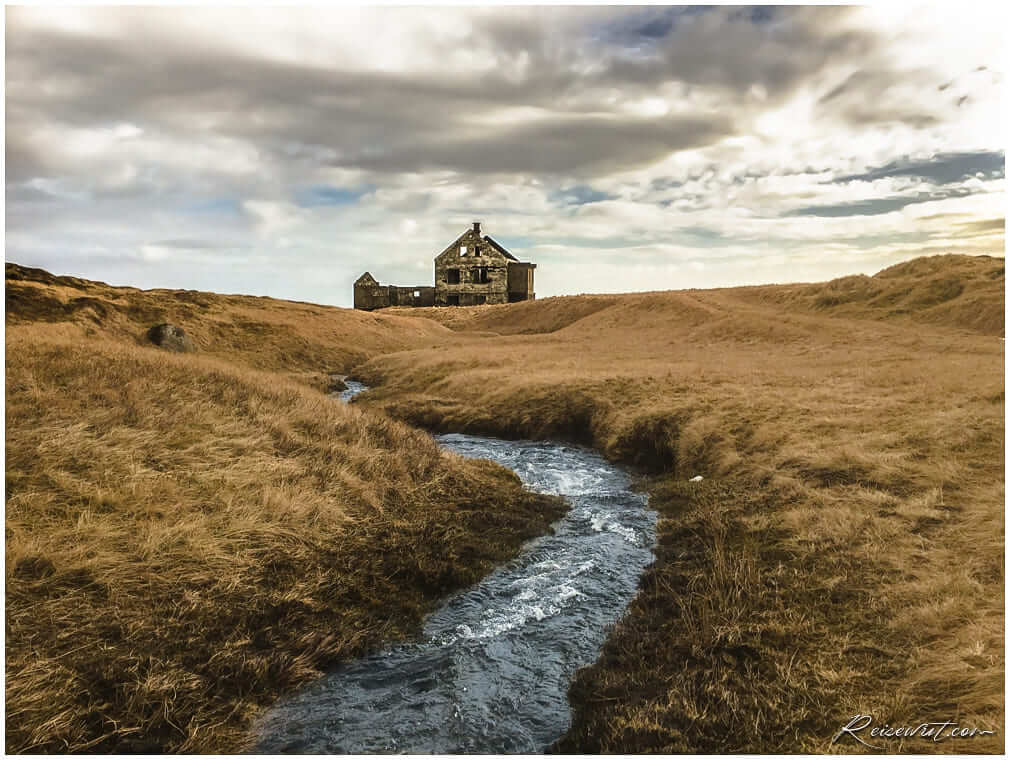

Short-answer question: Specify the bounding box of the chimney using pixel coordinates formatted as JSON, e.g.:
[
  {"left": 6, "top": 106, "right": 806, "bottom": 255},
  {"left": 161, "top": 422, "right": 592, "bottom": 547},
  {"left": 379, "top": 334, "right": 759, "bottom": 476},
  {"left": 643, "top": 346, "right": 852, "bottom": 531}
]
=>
[{"left": 472, "top": 221, "right": 481, "bottom": 234}]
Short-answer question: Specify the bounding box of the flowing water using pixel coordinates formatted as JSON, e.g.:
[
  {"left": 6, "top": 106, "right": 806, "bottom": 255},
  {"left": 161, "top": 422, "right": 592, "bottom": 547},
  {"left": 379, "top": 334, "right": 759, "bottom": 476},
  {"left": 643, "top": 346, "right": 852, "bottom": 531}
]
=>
[
  {"left": 336, "top": 379, "right": 369, "bottom": 404},
  {"left": 253, "top": 381, "right": 657, "bottom": 753}
]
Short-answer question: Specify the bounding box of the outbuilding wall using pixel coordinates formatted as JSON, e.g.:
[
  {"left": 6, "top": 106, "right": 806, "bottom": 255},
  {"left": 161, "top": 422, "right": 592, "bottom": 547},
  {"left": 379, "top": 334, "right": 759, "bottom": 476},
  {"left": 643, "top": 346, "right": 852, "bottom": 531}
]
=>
[{"left": 507, "top": 262, "right": 536, "bottom": 302}]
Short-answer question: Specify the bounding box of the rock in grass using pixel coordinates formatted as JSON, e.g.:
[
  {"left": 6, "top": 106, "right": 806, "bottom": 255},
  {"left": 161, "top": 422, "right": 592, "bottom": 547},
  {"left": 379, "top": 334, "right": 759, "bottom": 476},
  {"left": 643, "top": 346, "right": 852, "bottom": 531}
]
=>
[
  {"left": 327, "top": 375, "right": 348, "bottom": 393},
  {"left": 147, "top": 323, "right": 195, "bottom": 352}
]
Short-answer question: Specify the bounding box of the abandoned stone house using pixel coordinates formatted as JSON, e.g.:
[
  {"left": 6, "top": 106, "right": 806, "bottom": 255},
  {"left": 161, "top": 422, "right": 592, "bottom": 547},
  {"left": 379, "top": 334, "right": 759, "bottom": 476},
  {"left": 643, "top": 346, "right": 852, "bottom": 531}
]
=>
[{"left": 354, "top": 222, "right": 535, "bottom": 310}]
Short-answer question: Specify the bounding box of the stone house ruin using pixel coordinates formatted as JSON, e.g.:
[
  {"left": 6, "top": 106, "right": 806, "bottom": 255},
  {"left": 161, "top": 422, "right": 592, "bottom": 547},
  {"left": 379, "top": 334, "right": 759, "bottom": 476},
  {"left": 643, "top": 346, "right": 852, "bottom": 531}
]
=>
[
  {"left": 352, "top": 273, "right": 434, "bottom": 310},
  {"left": 353, "top": 222, "right": 535, "bottom": 310},
  {"left": 434, "top": 222, "right": 535, "bottom": 306}
]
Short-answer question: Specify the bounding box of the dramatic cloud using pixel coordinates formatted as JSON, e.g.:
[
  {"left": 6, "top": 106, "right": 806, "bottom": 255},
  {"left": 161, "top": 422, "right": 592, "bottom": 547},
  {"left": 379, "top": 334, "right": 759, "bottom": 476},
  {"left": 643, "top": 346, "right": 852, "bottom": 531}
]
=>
[{"left": 5, "top": 5, "right": 1004, "bottom": 305}]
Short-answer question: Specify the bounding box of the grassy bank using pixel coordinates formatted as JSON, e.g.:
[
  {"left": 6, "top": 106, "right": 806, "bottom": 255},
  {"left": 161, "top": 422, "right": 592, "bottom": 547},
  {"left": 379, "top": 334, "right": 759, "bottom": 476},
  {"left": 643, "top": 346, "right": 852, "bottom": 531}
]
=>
[
  {"left": 352, "top": 254, "right": 1004, "bottom": 753},
  {"left": 5, "top": 273, "right": 565, "bottom": 752}
]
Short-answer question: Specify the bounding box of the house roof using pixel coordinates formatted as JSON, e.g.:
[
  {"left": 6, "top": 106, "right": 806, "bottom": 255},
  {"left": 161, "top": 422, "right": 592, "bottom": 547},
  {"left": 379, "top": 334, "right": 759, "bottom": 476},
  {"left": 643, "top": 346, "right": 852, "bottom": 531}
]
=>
[
  {"left": 482, "top": 235, "right": 518, "bottom": 261},
  {"left": 432, "top": 228, "right": 529, "bottom": 264},
  {"left": 355, "top": 271, "right": 378, "bottom": 285}
]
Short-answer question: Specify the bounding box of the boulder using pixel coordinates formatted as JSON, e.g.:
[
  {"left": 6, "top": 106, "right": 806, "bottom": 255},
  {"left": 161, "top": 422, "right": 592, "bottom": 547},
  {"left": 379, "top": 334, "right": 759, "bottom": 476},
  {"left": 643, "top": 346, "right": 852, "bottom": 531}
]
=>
[{"left": 146, "top": 323, "right": 195, "bottom": 353}]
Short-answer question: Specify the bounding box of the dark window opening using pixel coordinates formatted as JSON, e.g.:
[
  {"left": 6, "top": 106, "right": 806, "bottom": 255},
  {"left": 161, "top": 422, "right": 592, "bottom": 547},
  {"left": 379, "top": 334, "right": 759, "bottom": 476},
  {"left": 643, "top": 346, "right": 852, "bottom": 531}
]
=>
[
  {"left": 446, "top": 268, "right": 460, "bottom": 284},
  {"left": 475, "top": 295, "right": 487, "bottom": 305},
  {"left": 474, "top": 245, "right": 481, "bottom": 256},
  {"left": 446, "top": 294, "right": 460, "bottom": 306},
  {"left": 471, "top": 266, "right": 489, "bottom": 283}
]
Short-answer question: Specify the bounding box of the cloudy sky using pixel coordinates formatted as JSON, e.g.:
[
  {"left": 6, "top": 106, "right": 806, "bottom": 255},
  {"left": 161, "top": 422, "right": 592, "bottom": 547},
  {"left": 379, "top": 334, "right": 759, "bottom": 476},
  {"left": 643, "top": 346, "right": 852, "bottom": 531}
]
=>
[{"left": 5, "top": 5, "right": 1005, "bottom": 306}]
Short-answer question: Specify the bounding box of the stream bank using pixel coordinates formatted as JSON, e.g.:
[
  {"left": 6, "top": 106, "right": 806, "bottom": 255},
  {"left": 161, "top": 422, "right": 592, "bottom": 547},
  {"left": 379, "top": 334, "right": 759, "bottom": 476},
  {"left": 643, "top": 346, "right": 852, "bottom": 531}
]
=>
[{"left": 253, "top": 385, "right": 657, "bottom": 753}]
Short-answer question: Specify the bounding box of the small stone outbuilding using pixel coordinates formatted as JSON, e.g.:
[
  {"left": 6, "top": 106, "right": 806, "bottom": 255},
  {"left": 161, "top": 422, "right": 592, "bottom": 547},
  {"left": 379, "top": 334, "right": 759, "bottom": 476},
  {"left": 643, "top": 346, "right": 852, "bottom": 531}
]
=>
[
  {"left": 353, "top": 273, "right": 434, "bottom": 311},
  {"left": 353, "top": 222, "right": 535, "bottom": 310}
]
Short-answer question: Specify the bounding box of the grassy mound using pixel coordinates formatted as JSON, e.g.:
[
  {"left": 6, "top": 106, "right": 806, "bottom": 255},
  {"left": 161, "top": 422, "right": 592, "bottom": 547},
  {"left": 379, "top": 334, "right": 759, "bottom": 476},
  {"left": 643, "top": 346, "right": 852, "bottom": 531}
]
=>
[
  {"left": 738, "top": 253, "right": 1005, "bottom": 336},
  {"left": 392, "top": 294, "right": 620, "bottom": 335},
  {"left": 393, "top": 254, "right": 1003, "bottom": 339}
]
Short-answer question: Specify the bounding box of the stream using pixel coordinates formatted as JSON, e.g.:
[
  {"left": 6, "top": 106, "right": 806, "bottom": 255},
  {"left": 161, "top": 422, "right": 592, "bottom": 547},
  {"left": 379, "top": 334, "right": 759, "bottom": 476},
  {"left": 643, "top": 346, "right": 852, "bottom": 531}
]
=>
[{"left": 253, "top": 380, "right": 657, "bottom": 753}]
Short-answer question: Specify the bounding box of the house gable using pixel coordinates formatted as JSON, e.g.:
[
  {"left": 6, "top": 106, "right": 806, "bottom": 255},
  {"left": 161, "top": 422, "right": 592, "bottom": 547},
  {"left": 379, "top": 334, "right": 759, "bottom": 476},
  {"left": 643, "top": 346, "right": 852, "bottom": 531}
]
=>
[
  {"left": 354, "top": 271, "right": 379, "bottom": 286},
  {"left": 434, "top": 226, "right": 509, "bottom": 265}
]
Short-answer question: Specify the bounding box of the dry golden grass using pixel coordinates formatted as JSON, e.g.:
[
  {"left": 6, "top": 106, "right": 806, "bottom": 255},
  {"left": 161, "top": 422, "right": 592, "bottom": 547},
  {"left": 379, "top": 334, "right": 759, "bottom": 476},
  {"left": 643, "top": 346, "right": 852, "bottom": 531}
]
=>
[
  {"left": 5, "top": 254, "right": 1003, "bottom": 753},
  {"left": 738, "top": 253, "right": 1005, "bottom": 336},
  {"left": 351, "top": 253, "right": 1004, "bottom": 753},
  {"left": 4, "top": 274, "right": 564, "bottom": 752}
]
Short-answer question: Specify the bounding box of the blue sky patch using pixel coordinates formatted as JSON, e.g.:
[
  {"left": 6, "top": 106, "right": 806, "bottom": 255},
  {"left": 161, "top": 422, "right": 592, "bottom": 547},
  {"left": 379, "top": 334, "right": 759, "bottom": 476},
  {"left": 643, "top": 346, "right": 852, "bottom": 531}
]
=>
[
  {"left": 183, "top": 197, "right": 243, "bottom": 216},
  {"left": 831, "top": 151, "right": 1004, "bottom": 185},
  {"left": 591, "top": 6, "right": 712, "bottom": 47},
  {"left": 551, "top": 185, "right": 618, "bottom": 206},
  {"left": 679, "top": 226, "right": 726, "bottom": 242},
  {"left": 729, "top": 6, "right": 779, "bottom": 25},
  {"left": 785, "top": 188, "right": 979, "bottom": 218},
  {"left": 295, "top": 185, "right": 372, "bottom": 208},
  {"left": 493, "top": 234, "right": 535, "bottom": 252}
]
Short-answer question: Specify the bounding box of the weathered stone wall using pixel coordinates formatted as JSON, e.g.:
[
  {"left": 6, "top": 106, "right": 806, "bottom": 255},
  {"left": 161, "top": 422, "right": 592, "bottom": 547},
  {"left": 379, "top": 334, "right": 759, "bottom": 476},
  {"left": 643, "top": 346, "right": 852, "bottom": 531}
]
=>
[
  {"left": 389, "top": 286, "right": 435, "bottom": 308},
  {"left": 355, "top": 280, "right": 433, "bottom": 310},
  {"left": 507, "top": 262, "right": 536, "bottom": 302},
  {"left": 354, "top": 282, "right": 390, "bottom": 310}
]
